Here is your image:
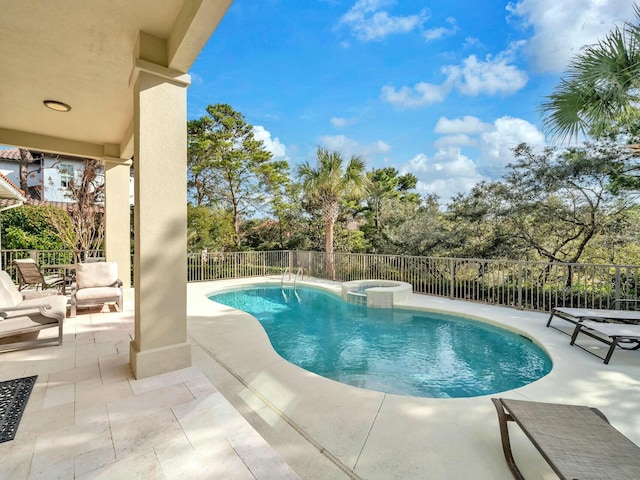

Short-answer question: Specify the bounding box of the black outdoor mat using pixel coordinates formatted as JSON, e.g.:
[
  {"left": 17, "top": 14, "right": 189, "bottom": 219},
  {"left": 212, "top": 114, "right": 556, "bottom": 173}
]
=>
[{"left": 0, "top": 375, "right": 37, "bottom": 443}]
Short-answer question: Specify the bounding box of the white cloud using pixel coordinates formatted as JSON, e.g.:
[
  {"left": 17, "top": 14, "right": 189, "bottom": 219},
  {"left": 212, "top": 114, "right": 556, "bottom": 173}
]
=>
[
  {"left": 430, "top": 115, "right": 546, "bottom": 178},
  {"left": 338, "top": 0, "right": 428, "bottom": 41},
  {"left": 318, "top": 134, "right": 391, "bottom": 161},
  {"left": 434, "top": 115, "right": 491, "bottom": 134},
  {"left": 423, "top": 17, "right": 458, "bottom": 42},
  {"left": 331, "top": 116, "right": 357, "bottom": 128},
  {"left": 382, "top": 45, "right": 527, "bottom": 108},
  {"left": 394, "top": 115, "right": 547, "bottom": 203},
  {"left": 443, "top": 44, "right": 528, "bottom": 96},
  {"left": 478, "top": 116, "right": 546, "bottom": 169},
  {"left": 381, "top": 81, "right": 452, "bottom": 108},
  {"left": 253, "top": 126, "right": 287, "bottom": 159},
  {"left": 189, "top": 72, "right": 204, "bottom": 86},
  {"left": 507, "top": 0, "right": 637, "bottom": 72},
  {"left": 401, "top": 149, "right": 487, "bottom": 203},
  {"left": 433, "top": 134, "right": 475, "bottom": 150}
]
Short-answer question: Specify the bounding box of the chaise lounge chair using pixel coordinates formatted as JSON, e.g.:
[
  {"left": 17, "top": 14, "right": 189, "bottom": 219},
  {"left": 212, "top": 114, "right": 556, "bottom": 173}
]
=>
[
  {"left": 546, "top": 304, "right": 640, "bottom": 332},
  {"left": 492, "top": 397, "right": 640, "bottom": 479},
  {"left": 570, "top": 320, "right": 640, "bottom": 364},
  {"left": 0, "top": 271, "right": 67, "bottom": 352}
]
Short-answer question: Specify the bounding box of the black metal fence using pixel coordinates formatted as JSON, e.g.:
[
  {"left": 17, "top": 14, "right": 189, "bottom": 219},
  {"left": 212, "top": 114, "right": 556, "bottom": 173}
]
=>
[
  {"left": 5, "top": 249, "right": 639, "bottom": 313},
  {"left": 187, "top": 250, "right": 640, "bottom": 312}
]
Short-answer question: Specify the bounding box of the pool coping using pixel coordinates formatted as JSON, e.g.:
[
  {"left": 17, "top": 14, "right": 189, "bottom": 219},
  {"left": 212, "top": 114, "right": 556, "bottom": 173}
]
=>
[{"left": 187, "top": 276, "right": 640, "bottom": 480}]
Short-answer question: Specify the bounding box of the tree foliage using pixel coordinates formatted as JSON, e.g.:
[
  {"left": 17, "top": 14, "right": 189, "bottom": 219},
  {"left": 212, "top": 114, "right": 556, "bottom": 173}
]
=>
[
  {"left": 187, "top": 205, "right": 235, "bottom": 252},
  {"left": 1, "top": 204, "right": 72, "bottom": 250},
  {"left": 187, "top": 104, "right": 289, "bottom": 248},
  {"left": 446, "top": 142, "right": 637, "bottom": 263},
  {"left": 540, "top": 5, "right": 640, "bottom": 143},
  {"left": 297, "top": 147, "right": 369, "bottom": 255},
  {"left": 362, "top": 167, "right": 420, "bottom": 252},
  {"left": 8, "top": 103, "right": 640, "bottom": 269}
]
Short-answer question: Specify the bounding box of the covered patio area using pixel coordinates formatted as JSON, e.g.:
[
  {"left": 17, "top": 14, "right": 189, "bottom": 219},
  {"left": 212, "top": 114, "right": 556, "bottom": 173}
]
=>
[{"left": 0, "top": 0, "right": 234, "bottom": 379}]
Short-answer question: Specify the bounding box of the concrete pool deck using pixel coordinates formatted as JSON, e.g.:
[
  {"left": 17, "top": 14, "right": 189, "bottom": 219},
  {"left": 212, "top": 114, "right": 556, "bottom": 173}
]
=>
[{"left": 188, "top": 277, "right": 640, "bottom": 480}]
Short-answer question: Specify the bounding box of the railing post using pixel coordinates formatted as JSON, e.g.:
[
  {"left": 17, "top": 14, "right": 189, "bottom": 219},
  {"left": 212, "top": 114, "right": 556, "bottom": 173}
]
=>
[
  {"left": 449, "top": 258, "right": 455, "bottom": 299},
  {"left": 517, "top": 261, "right": 523, "bottom": 309},
  {"left": 233, "top": 252, "right": 237, "bottom": 278},
  {"left": 614, "top": 266, "right": 621, "bottom": 306},
  {"left": 200, "top": 250, "right": 206, "bottom": 281}
]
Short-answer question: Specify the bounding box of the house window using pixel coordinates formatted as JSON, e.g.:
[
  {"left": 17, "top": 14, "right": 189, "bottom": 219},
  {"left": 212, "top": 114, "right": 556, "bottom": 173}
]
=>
[{"left": 60, "top": 164, "right": 74, "bottom": 188}]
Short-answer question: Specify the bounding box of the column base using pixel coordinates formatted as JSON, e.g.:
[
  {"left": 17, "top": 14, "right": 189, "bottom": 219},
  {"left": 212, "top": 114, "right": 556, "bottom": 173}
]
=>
[{"left": 129, "top": 341, "right": 192, "bottom": 379}]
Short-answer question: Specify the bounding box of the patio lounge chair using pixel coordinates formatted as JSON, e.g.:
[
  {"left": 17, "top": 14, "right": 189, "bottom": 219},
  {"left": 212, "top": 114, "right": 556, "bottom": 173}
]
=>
[
  {"left": 13, "top": 258, "right": 66, "bottom": 292},
  {"left": 0, "top": 271, "right": 67, "bottom": 352},
  {"left": 546, "top": 304, "right": 640, "bottom": 332},
  {"left": 492, "top": 398, "right": 640, "bottom": 480},
  {"left": 570, "top": 319, "right": 640, "bottom": 364},
  {"left": 70, "top": 262, "right": 123, "bottom": 317}
]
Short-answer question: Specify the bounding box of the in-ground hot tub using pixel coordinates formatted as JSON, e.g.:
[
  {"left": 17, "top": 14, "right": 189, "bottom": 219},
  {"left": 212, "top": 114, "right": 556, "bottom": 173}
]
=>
[{"left": 341, "top": 280, "right": 412, "bottom": 308}]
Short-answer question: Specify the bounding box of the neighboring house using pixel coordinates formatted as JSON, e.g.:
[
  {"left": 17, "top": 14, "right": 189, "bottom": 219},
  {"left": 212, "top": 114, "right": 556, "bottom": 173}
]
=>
[
  {"left": 0, "top": 170, "right": 26, "bottom": 209},
  {"left": 0, "top": 148, "right": 105, "bottom": 203},
  {"left": 0, "top": 148, "right": 135, "bottom": 205}
]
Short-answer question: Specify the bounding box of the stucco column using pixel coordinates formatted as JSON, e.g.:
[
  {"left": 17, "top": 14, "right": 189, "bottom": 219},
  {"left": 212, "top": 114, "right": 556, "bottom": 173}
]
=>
[
  {"left": 103, "top": 157, "right": 132, "bottom": 288},
  {"left": 129, "top": 64, "right": 191, "bottom": 379}
]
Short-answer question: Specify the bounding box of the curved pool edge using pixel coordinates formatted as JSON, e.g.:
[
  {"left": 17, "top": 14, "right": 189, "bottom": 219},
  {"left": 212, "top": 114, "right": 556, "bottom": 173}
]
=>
[
  {"left": 186, "top": 276, "right": 640, "bottom": 480},
  {"left": 207, "top": 281, "right": 552, "bottom": 398}
]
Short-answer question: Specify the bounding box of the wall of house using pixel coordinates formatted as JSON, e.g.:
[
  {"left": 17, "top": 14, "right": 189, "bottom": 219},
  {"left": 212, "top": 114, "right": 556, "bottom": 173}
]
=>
[
  {"left": 0, "top": 150, "right": 132, "bottom": 205},
  {"left": 0, "top": 153, "right": 105, "bottom": 203}
]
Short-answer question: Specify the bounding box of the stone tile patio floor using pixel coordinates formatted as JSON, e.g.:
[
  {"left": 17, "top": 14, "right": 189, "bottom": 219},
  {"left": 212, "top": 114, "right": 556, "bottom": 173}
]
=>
[{"left": 0, "top": 290, "right": 300, "bottom": 480}]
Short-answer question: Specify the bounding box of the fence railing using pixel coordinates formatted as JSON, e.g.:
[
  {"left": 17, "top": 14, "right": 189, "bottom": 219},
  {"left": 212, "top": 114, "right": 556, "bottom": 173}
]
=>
[
  {"left": 1, "top": 249, "right": 105, "bottom": 280},
  {"left": 186, "top": 250, "right": 640, "bottom": 312},
  {"left": 4, "top": 249, "right": 639, "bottom": 313},
  {"left": 186, "top": 250, "right": 289, "bottom": 282}
]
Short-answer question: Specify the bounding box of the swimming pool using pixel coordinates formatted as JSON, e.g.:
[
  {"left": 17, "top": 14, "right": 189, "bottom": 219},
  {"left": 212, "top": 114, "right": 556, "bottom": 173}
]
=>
[{"left": 208, "top": 285, "right": 552, "bottom": 398}]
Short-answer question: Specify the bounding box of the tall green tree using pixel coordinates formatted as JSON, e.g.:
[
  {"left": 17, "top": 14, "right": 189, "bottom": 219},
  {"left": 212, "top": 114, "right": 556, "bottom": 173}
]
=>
[
  {"left": 187, "top": 205, "right": 235, "bottom": 251},
  {"left": 379, "top": 194, "right": 445, "bottom": 256},
  {"left": 448, "top": 143, "right": 636, "bottom": 264},
  {"left": 445, "top": 183, "right": 521, "bottom": 259},
  {"left": 297, "top": 147, "right": 368, "bottom": 256},
  {"left": 540, "top": 5, "right": 640, "bottom": 142},
  {"left": 363, "top": 167, "right": 420, "bottom": 252},
  {"left": 187, "top": 104, "right": 289, "bottom": 247}
]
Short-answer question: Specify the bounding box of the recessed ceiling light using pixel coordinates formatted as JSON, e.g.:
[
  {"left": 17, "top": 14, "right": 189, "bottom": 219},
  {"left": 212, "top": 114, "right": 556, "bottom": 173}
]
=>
[{"left": 43, "top": 100, "right": 71, "bottom": 112}]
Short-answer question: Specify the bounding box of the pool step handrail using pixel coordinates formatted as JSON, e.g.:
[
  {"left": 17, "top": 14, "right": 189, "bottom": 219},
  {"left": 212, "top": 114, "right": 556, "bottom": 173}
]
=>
[
  {"left": 293, "top": 267, "right": 304, "bottom": 289},
  {"left": 281, "top": 266, "right": 291, "bottom": 287}
]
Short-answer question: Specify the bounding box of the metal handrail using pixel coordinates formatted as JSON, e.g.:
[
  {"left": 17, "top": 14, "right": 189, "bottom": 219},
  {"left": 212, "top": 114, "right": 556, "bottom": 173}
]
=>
[
  {"left": 281, "top": 266, "right": 290, "bottom": 287},
  {"left": 293, "top": 267, "right": 304, "bottom": 289}
]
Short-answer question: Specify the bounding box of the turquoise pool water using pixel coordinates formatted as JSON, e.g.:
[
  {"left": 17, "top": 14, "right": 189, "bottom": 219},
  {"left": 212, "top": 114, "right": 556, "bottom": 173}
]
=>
[{"left": 209, "top": 285, "right": 552, "bottom": 398}]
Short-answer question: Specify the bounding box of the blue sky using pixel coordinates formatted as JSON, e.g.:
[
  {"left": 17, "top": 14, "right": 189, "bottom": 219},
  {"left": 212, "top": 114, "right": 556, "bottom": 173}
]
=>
[{"left": 187, "top": 0, "right": 639, "bottom": 204}]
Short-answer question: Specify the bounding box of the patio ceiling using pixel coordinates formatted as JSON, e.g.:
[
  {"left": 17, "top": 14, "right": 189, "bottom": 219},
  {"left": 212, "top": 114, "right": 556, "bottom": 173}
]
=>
[{"left": 0, "top": 0, "right": 232, "bottom": 160}]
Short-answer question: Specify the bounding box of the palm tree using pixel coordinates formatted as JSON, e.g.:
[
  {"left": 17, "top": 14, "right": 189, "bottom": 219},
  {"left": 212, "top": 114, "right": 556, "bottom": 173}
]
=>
[
  {"left": 540, "top": 5, "right": 640, "bottom": 143},
  {"left": 297, "top": 147, "right": 368, "bottom": 271}
]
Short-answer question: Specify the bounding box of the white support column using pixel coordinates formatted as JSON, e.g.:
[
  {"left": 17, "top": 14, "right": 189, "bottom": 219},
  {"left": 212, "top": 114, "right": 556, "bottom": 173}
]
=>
[
  {"left": 103, "top": 157, "right": 132, "bottom": 288},
  {"left": 129, "top": 60, "right": 191, "bottom": 379}
]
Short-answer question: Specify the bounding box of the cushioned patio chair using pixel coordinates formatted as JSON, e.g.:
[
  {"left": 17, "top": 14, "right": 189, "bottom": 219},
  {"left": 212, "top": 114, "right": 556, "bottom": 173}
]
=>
[
  {"left": 13, "top": 258, "right": 65, "bottom": 292},
  {"left": 0, "top": 270, "right": 67, "bottom": 352},
  {"left": 70, "top": 262, "right": 123, "bottom": 317},
  {"left": 492, "top": 398, "right": 640, "bottom": 479}
]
